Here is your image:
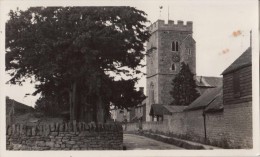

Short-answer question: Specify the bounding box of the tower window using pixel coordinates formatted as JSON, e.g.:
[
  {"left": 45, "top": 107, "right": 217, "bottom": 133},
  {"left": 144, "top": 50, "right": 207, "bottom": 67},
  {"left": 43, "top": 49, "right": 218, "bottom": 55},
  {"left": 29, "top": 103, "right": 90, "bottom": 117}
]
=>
[
  {"left": 188, "top": 48, "right": 191, "bottom": 55},
  {"left": 171, "top": 63, "right": 175, "bottom": 71},
  {"left": 150, "top": 82, "right": 155, "bottom": 104},
  {"left": 171, "top": 42, "right": 175, "bottom": 51},
  {"left": 171, "top": 41, "right": 179, "bottom": 51}
]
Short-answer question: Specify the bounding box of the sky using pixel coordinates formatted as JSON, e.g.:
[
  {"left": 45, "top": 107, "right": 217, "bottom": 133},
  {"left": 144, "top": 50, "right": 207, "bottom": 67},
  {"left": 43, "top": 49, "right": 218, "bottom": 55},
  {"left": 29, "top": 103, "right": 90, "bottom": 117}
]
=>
[{"left": 1, "top": 0, "right": 259, "bottom": 107}]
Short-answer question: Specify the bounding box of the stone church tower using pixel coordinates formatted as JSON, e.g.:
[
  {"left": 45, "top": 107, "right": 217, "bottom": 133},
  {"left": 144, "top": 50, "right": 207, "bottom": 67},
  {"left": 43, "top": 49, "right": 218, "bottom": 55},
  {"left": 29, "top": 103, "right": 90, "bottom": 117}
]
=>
[{"left": 146, "top": 20, "right": 196, "bottom": 121}]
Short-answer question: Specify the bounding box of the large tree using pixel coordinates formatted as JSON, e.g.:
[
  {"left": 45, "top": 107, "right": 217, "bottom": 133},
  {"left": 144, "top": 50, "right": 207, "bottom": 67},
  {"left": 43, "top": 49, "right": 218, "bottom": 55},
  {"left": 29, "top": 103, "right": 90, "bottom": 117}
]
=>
[
  {"left": 6, "top": 7, "right": 150, "bottom": 123},
  {"left": 170, "top": 62, "right": 200, "bottom": 106}
]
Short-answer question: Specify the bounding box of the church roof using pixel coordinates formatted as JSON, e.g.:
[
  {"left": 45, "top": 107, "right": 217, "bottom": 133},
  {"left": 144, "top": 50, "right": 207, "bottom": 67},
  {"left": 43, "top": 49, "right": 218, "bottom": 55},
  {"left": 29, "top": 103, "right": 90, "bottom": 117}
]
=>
[
  {"left": 195, "top": 76, "right": 222, "bottom": 88},
  {"left": 222, "top": 47, "right": 251, "bottom": 75},
  {"left": 184, "top": 86, "right": 222, "bottom": 112}
]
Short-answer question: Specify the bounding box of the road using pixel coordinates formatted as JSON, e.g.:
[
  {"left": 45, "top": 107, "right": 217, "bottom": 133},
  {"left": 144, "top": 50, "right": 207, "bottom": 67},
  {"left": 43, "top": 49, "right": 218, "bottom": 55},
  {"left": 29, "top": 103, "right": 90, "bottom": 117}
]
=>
[{"left": 123, "top": 134, "right": 184, "bottom": 150}]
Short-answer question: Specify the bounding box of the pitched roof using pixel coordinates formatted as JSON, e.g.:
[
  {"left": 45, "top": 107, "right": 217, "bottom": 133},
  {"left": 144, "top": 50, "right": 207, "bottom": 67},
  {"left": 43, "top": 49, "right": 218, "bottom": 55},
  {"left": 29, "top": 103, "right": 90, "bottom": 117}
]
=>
[
  {"left": 204, "top": 92, "right": 223, "bottom": 113},
  {"left": 137, "top": 98, "right": 147, "bottom": 107},
  {"left": 195, "top": 76, "right": 222, "bottom": 88},
  {"left": 184, "top": 86, "right": 222, "bottom": 111},
  {"left": 149, "top": 104, "right": 186, "bottom": 116},
  {"left": 149, "top": 104, "right": 171, "bottom": 116},
  {"left": 6, "top": 97, "right": 34, "bottom": 115},
  {"left": 131, "top": 114, "right": 143, "bottom": 121},
  {"left": 180, "top": 34, "right": 196, "bottom": 45},
  {"left": 163, "top": 105, "right": 186, "bottom": 113},
  {"left": 222, "top": 47, "right": 252, "bottom": 75}
]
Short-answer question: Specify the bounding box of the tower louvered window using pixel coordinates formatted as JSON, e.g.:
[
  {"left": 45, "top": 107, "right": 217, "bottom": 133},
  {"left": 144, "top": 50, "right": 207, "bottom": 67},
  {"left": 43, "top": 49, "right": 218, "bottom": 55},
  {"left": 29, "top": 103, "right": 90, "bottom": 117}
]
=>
[
  {"left": 172, "top": 41, "right": 179, "bottom": 51},
  {"left": 172, "top": 42, "right": 175, "bottom": 51}
]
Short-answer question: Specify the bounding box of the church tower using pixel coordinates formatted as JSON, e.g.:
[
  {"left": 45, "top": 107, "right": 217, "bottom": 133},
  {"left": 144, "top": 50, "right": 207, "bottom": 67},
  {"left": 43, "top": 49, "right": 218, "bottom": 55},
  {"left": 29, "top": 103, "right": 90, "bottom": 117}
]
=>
[{"left": 146, "top": 20, "right": 196, "bottom": 121}]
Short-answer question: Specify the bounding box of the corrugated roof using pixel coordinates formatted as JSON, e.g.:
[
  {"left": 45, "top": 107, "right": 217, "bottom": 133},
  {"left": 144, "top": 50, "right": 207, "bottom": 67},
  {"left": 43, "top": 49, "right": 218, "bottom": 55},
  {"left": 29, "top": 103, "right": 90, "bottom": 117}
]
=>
[
  {"left": 184, "top": 87, "right": 222, "bottom": 111},
  {"left": 222, "top": 47, "right": 251, "bottom": 75},
  {"left": 163, "top": 105, "right": 186, "bottom": 113}
]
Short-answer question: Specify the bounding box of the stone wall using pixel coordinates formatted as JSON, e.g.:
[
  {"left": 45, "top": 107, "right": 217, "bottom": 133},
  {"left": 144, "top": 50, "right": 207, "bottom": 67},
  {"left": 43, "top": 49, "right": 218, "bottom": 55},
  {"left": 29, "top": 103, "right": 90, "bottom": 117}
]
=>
[
  {"left": 126, "top": 102, "right": 252, "bottom": 148},
  {"left": 6, "top": 122, "right": 123, "bottom": 150}
]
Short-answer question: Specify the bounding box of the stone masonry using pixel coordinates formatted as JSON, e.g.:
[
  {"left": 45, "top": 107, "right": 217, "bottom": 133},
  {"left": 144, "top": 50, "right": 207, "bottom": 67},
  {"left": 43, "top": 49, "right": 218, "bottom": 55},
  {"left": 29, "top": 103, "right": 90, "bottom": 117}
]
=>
[
  {"left": 146, "top": 19, "right": 196, "bottom": 121},
  {"left": 6, "top": 122, "right": 123, "bottom": 150}
]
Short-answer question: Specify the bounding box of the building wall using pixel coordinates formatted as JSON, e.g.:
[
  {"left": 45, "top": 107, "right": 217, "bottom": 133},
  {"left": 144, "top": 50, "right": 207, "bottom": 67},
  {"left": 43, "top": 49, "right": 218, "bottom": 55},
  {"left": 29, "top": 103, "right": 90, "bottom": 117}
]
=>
[
  {"left": 146, "top": 75, "right": 158, "bottom": 121},
  {"left": 111, "top": 108, "right": 130, "bottom": 122},
  {"left": 184, "top": 110, "right": 205, "bottom": 141},
  {"left": 164, "top": 113, "right": 185, "bottom": 135},
  {"left": 126, "top": 102, "right": 252, "bottom": 148},
  {"left": 223, "top": 66, "right": 252, "bottom": 105},
  {"left": 6, "top": 122, "right": 123, "bottom": 150}
]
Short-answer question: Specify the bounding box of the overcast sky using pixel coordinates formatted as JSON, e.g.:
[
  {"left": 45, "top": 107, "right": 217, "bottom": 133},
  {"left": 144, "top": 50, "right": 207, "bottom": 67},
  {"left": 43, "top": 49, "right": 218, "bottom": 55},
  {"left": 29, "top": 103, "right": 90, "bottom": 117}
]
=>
[{"left": 1, "top": 0, "right": 258, "bottom": 107}]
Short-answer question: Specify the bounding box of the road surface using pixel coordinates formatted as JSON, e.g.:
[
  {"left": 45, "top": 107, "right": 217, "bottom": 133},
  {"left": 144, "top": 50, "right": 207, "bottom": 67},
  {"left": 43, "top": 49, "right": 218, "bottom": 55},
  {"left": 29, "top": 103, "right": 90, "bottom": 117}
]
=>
[{"left": 123, "top": 134, "right": 184, "bottom": 150}]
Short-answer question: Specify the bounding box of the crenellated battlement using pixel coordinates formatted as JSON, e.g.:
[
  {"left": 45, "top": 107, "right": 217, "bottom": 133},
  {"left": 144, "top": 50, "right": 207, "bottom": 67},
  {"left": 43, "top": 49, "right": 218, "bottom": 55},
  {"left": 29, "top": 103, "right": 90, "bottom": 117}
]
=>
[{"left": 149, "top": 19, "right": 193, "bottom": 33}]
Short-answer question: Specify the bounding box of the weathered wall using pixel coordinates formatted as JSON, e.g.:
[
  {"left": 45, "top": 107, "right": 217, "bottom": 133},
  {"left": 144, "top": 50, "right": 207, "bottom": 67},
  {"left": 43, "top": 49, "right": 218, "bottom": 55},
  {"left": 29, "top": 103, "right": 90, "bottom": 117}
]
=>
[
  {"left": 126, "top": 102, "right": 252, "bottom": 148},
  {"left": 223, "top": 66, "right": 252, "bottom": 104},
  {"left": 6, "top": 122, "right": 123, "bottom": 150}
]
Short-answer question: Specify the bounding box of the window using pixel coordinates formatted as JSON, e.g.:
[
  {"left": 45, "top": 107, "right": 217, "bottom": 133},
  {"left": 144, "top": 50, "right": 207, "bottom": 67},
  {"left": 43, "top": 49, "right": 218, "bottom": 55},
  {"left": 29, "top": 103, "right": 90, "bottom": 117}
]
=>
[
  {"left": 171, "top": 63, "right": 175, "bottom": 71},
  {"left": 188, "top": 48, "right": 191, "bottom": 55},
  {"left": 171, "top": 42, "right": 175, "bottom": 51},
  {"left": 233, "top": 71, "right": 240, "bottom": 97},
  {"left": 150, "top": 82, "right": 155, "bottom": 104},
  {"left": 171, "top": 41, "right": 179, "bottom": 51}
]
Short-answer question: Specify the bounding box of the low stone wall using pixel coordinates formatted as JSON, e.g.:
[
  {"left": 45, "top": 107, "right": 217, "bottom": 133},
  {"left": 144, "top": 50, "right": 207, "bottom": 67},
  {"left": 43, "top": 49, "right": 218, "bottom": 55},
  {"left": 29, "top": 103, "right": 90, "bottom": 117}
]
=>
[{"left": 6, "top": 122, "right": 123, "bottom": 150}]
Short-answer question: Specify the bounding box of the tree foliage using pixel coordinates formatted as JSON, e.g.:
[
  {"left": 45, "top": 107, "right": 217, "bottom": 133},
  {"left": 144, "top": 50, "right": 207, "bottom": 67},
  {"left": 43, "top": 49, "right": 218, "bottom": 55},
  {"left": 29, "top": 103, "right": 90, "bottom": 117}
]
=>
[
  {"left": 170, "top": 62, "right": 200, "bottom": 106},
  {"left": 6, "top": 7, "right": 150, "bottom": 122}
]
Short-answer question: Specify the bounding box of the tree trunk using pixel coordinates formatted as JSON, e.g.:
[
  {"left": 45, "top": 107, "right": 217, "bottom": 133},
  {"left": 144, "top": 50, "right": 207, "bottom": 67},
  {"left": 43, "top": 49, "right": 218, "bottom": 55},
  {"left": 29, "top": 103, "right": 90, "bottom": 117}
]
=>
[
  {"left": 69, "top": 81, "right": 77, "bottom": 121},
  {"left": 96, "top": 96, "right": 104, "bottom": 123}
]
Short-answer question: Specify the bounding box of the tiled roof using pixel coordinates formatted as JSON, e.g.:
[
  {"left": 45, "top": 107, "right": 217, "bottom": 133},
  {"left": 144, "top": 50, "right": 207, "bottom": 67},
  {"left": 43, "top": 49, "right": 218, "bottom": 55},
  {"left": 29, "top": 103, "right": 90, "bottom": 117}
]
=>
[
  {"left": 149, "top": 104, "right": 171, "bottom": 116},
  {"left": 163, "top": 105, "right": 186, "bottom": 113},
  {"left": 204, "top": 92, "right": 223, "bottom": 113},
  {"left": 195, "top": 76, "right": 222, "bottom": 87},
  {"left": 150, "top": 104, "right": 187, "bottom": 116},
  {"left": 184, "top": 86, "right": 222, "bottom": 111},
  {"left": 222, "top": 47, "right": 252, "bottom": 75}
]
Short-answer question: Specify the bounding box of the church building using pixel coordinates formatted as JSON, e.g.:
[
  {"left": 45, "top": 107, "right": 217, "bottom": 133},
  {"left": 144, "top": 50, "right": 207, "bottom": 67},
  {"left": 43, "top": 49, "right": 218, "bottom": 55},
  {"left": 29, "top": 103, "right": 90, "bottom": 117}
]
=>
[
  {"left": 145, "top": 19, "right": 222, "bottom": 121},
  {"left": 146, "top": 19, "right": 196, "bottom": 121}
]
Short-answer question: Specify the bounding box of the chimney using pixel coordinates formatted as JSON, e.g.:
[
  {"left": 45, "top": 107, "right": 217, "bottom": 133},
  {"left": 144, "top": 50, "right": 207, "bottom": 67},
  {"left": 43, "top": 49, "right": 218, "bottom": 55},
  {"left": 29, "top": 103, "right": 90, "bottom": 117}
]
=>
[{"left": 139, "top": 87, "right": 144, "bottom": 94}]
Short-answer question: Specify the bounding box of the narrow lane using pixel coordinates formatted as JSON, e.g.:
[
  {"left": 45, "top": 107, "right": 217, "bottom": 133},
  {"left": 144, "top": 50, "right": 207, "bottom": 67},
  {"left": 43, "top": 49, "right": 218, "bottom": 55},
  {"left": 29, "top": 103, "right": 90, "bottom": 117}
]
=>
[{"left": 123, "top": 134, "right": 184, "bottom": 150}]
